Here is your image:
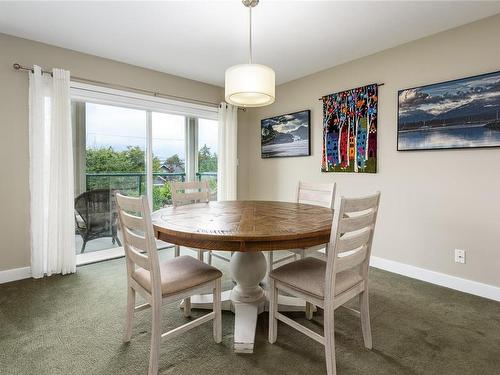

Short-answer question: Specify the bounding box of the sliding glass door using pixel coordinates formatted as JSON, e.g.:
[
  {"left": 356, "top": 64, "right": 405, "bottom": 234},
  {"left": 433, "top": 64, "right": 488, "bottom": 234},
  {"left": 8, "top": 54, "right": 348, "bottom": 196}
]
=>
[
  {"left": 152, "top": 112, "right": 186, "bottom": 210},
  {"left": 73, "top": 102, "right": 148, "bottom": 255},
  {"left": 198, "top": 118, "right": 218, "bottom": 200},
  {"left": 72, "top": 98, "right": 218, "bottom": 260}
]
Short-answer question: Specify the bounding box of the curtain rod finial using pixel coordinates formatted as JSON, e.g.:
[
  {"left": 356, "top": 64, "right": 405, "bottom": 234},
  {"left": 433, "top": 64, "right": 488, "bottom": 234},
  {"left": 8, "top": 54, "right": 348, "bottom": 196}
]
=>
[{"left": 13, "top": 63, "right": 21, "bottom": 70}]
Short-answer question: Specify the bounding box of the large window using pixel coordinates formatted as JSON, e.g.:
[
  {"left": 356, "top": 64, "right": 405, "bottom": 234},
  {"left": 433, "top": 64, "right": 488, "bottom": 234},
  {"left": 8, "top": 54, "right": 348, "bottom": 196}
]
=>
[
  {"left": 83, "top": 103, "right": 148, "bottom": 197},
  {"left": 198, "top": 118, "right": 218, "bottom": 199},
  {"left": 152, "top": 112, "right": 186, "bottom": 209},
  {"left": 71, "top": 88, "right": 218, "bottom": 258}
]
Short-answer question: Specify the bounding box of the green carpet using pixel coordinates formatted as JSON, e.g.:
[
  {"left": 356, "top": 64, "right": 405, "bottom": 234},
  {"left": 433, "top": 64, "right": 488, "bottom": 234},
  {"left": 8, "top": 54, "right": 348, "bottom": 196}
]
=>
[{"left": 1, "top": 250, "right": 499, "bottom": 375}]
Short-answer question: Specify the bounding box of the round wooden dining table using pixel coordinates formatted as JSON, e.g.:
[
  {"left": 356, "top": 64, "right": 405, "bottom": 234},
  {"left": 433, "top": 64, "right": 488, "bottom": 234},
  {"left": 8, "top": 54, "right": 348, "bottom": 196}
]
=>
[{"left": 151, "top": 200, "right": 332, "bottom": 353}]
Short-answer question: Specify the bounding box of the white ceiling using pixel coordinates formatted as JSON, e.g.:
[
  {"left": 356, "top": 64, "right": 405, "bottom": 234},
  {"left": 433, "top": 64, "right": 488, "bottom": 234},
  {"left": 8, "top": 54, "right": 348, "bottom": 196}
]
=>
[{"left": 1, "top": 1, "right": 500, "bottom": 87}]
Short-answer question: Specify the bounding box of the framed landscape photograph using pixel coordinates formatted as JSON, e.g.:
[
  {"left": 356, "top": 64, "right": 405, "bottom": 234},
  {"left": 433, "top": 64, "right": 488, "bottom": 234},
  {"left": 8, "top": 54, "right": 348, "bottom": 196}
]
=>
[
  {"left": 398, "top": 70, "right": 500, "bottom": 151},
  {"left": 261, "top": 110, "right": 311, "bottom": 158}
]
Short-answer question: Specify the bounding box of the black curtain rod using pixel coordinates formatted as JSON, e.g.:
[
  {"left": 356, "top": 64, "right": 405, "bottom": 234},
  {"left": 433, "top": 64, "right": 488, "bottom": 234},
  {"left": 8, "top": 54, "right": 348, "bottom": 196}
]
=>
[
  {"left": 318, "top": 83, "right": 385, "bottom": 101},
  {"left": 13, "top": 62, "right": 246, "bottom": 111}
]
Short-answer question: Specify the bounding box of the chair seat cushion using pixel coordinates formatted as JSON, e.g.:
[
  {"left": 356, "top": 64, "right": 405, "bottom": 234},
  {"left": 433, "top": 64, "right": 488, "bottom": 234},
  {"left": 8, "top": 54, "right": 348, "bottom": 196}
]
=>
[
  {"left": 269, "top": 257, "right": 363, "bottom": 299},
  {"left": 132, "top": 255, "right": 222, "bottom": 297}
]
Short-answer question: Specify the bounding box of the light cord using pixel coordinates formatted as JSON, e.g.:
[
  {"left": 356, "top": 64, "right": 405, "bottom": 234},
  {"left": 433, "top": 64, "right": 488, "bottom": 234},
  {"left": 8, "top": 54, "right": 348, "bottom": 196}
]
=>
[{"left": 249, "top": 6, "right": 252, "bottom": 64}]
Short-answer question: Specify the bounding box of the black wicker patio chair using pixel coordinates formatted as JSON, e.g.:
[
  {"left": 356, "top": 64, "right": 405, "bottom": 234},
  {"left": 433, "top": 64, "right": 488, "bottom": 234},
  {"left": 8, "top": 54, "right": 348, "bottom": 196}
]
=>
[{"left": 74, "top": 189, "right": 121, "bottom": 253}]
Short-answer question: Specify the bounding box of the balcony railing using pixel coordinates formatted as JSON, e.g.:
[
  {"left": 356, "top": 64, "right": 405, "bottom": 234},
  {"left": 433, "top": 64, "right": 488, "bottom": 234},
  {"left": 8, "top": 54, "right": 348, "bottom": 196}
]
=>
[
  {"left": 85, "top": 172, "right": 217, "bottom": 195},
  {"left": 196, "top": 172, "right": 217, "bottom": 180},
  {"left": 86, "top": 172, "right": 186, "bottom": 195}
]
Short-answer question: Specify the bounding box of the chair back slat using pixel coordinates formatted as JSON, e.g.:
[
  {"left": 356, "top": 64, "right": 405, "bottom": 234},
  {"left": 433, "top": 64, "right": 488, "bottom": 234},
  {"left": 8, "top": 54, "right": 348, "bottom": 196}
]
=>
[
  {"left": 116, "top": 193, "right": 161, "bottom": 296},
  {"left": 120, "top": 211, "right": 146, "bottom": 232},
  {"left": 337, "top": 228, "right": 371, "bottom": 253},
  {"left": 116, "top": 193, "right": 144, "bottom": 212},
  {"left": 339, "top": 211, "right": 376, "bottom": 233},
  {"left": 175, "top": 181, "right": 209, "bottom": 190},
  {"left": 325, "top": 192, "right": 381, "bottom": 300},
  {"left": 171, "top": 181, "right": 210, "bottom": 207},
  {"left": 342, "top": 194, "right": 380, "bottom": 213},
  {"left": 336, "top": 246, "right": 368, "bottom": 273},
  {"left": 123, "top": 227, "right": 148, "bottom": 253},
  {"left": 177, "top": 191, "right": 210, "bottom": 203},
  {"left": 126, "top": 244, "right": 151, "bottom": 270},
  {"left": 297, "top": 181, "right": 336, "bottom": 209}
]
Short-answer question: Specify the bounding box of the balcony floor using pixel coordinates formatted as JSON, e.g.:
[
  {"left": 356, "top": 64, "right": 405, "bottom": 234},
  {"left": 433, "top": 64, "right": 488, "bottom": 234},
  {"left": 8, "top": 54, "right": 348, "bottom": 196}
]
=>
[{"left": 75, "top": 235, "right": 119, "bottom": 254}]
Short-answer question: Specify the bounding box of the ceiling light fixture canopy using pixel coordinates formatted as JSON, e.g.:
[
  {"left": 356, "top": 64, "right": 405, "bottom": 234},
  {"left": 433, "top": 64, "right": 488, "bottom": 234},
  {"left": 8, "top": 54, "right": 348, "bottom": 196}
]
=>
[{"left": 225, "top": 0, "right": 275, "bottom": 107}]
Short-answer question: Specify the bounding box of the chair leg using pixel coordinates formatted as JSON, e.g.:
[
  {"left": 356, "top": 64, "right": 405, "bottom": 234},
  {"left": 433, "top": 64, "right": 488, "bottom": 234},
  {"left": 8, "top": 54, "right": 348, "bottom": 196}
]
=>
[
  {"left": 267, "top": 251, "right": 274, "bottom": 270},
  {"left": 80, "top": 239, "right": 87, "bottom": 253},
  {"left": 197, "top": 250, "right": 204, "bottom": 261},
  {"left": 183, "top": 297, "right": 191, "bottom": 318},
  {"left": 359, "top": 289, "right": 373, "bottom": 349},
  {"left": 268, "top": 278, "right": 278, "bottom": 344},
  {"left": 208, "top": 251, "right": 213, "bottom": 266},
  {"left": 305, "top": 302, "right": 314, "bottom": 320},
  {"left": 213, "top": 278, "right": 222, "bottom": 343},
  {"left": 148, "top": 300, "right": 161, "bottom": 375},
  {"left": 266, "top": 251, "right": 274, "bottom": 287},
  {"left": 123, "top": 286, "right": 135, "bottom": 342},
  {"left": 300, "top": 249, "right": 314, "bottom": 320},
  {"left": 324, "top": 303, "right": 337, "bottom": 375},
  {"left": 179, "top": 246, "right": 195, "bottom": 313}
]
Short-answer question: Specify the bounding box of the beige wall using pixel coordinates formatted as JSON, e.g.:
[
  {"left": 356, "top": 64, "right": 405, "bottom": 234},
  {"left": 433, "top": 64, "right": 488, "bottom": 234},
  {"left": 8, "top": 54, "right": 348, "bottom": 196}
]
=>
[
  {"left": 0, "top": 33, "right": 224, "bottom": 271},
  {"left": 238, "top": 14, "right": 500, "bottom": 287}
]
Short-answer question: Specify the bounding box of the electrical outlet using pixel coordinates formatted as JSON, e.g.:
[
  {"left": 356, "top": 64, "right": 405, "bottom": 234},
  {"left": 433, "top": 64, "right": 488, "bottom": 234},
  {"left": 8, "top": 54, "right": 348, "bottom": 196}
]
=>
[{"left": 454, "top": 249, "right": 466, "bottom": 264}]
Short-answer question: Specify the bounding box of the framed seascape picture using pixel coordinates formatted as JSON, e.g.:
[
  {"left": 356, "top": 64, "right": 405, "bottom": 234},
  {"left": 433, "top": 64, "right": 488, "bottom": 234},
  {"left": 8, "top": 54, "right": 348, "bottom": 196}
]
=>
[
  {"left": 261, "top": 110, "right": 311, "bottom": 158},
  {"left": 398, "top": 70, "right": 500, "bottom": 151}
]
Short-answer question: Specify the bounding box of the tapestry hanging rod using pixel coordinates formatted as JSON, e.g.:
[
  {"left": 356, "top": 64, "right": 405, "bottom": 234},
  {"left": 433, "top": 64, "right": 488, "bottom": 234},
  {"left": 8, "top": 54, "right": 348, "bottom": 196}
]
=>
[
  {"left": 13, "top": 63, "right": 245, "bottom": 111},
  {"left": 317, "top": 82, "right": 385, "bottom": 101}
]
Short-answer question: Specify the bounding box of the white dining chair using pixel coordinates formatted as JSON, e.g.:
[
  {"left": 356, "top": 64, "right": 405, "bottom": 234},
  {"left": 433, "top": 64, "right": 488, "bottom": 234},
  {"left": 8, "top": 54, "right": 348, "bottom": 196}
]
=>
[
  {"left": 268, "top": 192, "right": 381, "bottom": 375},
  {"left": 267, "top": 181, "right": 335, "bottom": 318},
  {"left": 267, "top": 181, "right": 336, "bottom": 268},
  {"left": 116, "top": 193, "right": 222, "bottom": 375},
  {"left": 170, "top": 180, "right": 232, "bottom": 265}
]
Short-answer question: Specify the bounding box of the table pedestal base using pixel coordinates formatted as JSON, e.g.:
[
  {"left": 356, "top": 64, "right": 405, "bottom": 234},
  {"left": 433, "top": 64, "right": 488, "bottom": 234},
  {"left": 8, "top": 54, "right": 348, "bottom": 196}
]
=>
[
  {"left": 233, "top": 299, "right": 266, "bottom": 353},
  {"left": 229, "top": 251, "right": 267, "bottom": 353},
  {"left": 181, "top": 251, "right": 314, "bottom": 353}
]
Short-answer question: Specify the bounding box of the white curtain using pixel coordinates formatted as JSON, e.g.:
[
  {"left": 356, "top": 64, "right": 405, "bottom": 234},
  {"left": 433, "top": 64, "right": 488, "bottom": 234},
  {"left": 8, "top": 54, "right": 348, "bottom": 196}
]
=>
[
  {"left": 29, "top": 65, "right": 75, "bottom": 278},
  {"left": 217, "top": 103, "right": 238, "bottom": 201}
]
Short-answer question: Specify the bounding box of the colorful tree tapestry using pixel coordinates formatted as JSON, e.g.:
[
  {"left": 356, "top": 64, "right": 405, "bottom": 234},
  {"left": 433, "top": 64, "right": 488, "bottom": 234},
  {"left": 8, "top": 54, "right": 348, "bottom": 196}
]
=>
[{"left": 321, "top": 83, "right": 378, "bottom": 173}]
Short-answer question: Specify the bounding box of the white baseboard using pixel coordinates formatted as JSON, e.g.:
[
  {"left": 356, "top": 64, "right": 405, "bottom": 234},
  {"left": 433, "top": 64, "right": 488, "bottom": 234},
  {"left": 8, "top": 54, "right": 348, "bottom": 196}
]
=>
[
  {"left": 370, "top": 256, "right": 500, "bottom": 302},
  {"left": 0, "top": 266, "right": 31, "bottom": 284}
]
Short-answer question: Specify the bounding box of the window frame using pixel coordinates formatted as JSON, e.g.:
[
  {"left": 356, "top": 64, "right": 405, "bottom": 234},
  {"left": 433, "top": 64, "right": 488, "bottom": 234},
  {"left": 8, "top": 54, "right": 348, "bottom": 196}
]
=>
[{"left": 71, "top": 82, "right": 218, "bottom": 209}]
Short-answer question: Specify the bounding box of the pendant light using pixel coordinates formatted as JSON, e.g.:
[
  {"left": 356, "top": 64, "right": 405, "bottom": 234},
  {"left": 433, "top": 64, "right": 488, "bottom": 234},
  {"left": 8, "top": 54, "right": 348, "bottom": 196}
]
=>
[{"left": 225, "top": 0, "right": 275, "bottom": 107}]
